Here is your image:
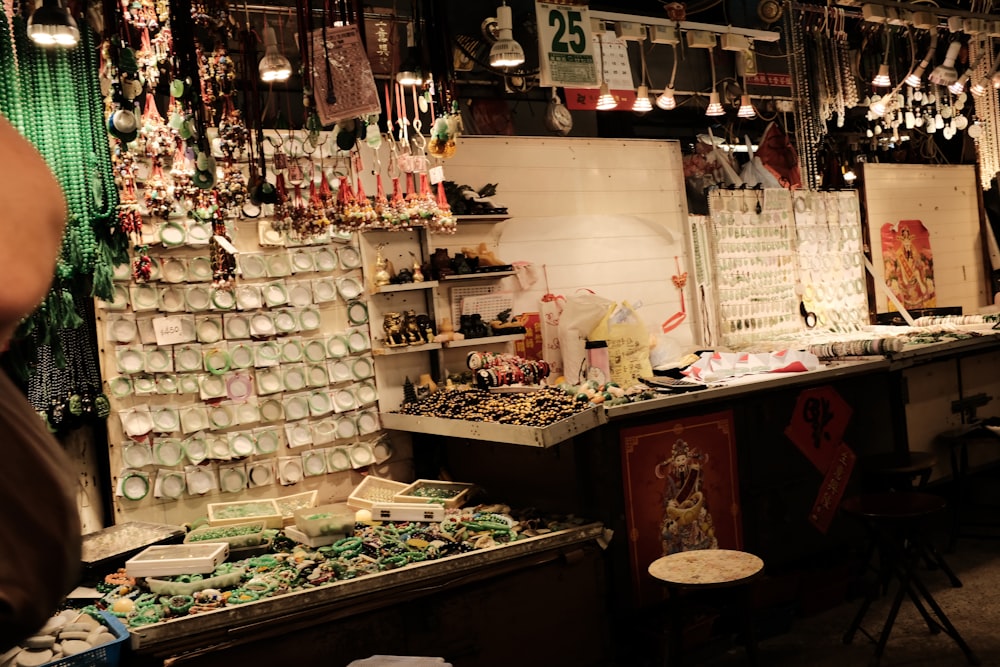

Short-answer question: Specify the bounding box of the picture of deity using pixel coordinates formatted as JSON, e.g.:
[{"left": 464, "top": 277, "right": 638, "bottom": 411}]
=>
[
  {"left": 655, "top": 438, "right": 719, "bottom": 555},
  {"left": 881, "top": 220, "right": 935, "bottom": 311}
]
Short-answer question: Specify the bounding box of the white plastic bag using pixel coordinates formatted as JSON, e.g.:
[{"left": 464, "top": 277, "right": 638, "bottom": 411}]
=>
[
  {"left": 739, "top": 134, "right": 782, "bottom": 188},
  {"left": 558, "top": 290, "right": 614, "bottom": 383}
]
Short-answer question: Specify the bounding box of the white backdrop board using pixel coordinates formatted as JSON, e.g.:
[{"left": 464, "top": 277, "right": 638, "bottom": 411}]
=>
[
  {"left": 861, "top": 164, "right": 989, "bottom": 315},
  {"left": 431, "top": 136, "right": 695, "bottom": 370}
]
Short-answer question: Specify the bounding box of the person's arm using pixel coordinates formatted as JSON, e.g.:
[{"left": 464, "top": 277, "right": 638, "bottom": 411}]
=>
[{"left": 0, "top": 116, "right": 66, "bottom": 340}]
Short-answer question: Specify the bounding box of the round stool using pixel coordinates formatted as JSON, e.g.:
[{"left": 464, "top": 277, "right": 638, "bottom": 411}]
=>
[
  {"left": 648, "top": 549, "right": 764, "bottom": 666},
  {"left": 841, "top": 492, "right": 978, "bottom": 666},
  {"left": 859, "top": 451, "right": 937, "bottom": 491}
]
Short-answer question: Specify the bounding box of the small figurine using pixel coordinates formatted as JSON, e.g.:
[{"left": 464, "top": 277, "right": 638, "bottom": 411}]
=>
[
  {"left": 374, "top": 243, "right": 391, "bottom": 287},
  {"left": 383, "top": 312, "right": 407, "bottom": 346},
  {"left": 403, "top": 309, "right": 424, "bottom": 344},
  {"left": 410, "top": 252, "right": 425, "bottom": 282}
]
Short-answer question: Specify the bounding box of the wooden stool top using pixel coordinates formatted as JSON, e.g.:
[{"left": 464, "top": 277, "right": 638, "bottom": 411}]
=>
[
  {"left": 648, "top": 549, "right": 764, "bottom": 589},
  {"left": 861, "top": 451, "right": 937, "bottom": 476},
  {"left": 841, "top": 491, "right": 947, "bottom": 520}
]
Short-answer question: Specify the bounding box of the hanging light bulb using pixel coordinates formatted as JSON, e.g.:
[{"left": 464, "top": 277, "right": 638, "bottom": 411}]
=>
[
  {"left": 705, "top": 92, "right": 725, "bottom": 117},
  {"left": 737, "top": 94, "right": 755, "bottom": 119},
  {"left": 872, "top": 64, "right": 891, "bottom": 88},
  {"left": 489, "top": 2, "right": 525, "bottom": 69},
  {"left": 27, "top": 0, "right": 79, "bottom": 47},
  {"left": 842, "top": 167, "right": 857, "bottom": 184},
  {"left": 596, "top": 82, "right": 617, "bottom": 111},
  {"left": 870, "top": 98, "right": 887, "bottom": 118},
  {"left": 971, "top": 78, "right": 988, "bottom": 97},
  {"left": 632, "top": 85, "right": 653, "bottom": 113},
  {"left": 397, "top": 22, "right": 424, "bottom": 86},
  {"left": 906, "top": 31, "right": 938, "bottom": 88},
  {"left": 258, "top": 23, "right": 291, "bottom": 83},
  {"left": 928, "top": 40, "right": 963, "bottom": 86},
  {"left": 656, "top": 87, "right": 676, "bottom": 110},
  {"left": 949, "top": 72, "right": 970, "bottom": 95}
]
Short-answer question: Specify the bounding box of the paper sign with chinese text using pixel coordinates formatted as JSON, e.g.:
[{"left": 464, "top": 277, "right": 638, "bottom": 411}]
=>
[
  {"left": 535, "top": 2, "right": 598, "bottom": 87},
  {"left": 364, "top": 11, "right": 398, "bottom": 75},
  {"left": 784, "top": 385, "right": 852, "bottom": 473},
  {"left": 809, "top": 443, "right": 856, "bottom": 533},
  {"left": 310, "top": 25, "right": 382, "bottom": 126}
]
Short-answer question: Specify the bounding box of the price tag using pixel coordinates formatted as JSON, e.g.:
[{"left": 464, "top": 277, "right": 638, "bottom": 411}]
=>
[
  {"left": 428, "top": 165, "right": 445, "bottom": 185},
  {"left": 535, "top": 2, "right": 598, "bottom": 88},
  {"left": 152, "top": 316, "right": 187, "bottom": 346}
]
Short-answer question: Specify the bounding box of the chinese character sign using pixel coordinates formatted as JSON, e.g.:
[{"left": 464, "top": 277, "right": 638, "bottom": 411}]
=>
[
  {"left": 784, "top": 385, "right": 851, "bottom": 473},
  {"left": 364, "top": 13, "right": 398, "bottom": 75}
]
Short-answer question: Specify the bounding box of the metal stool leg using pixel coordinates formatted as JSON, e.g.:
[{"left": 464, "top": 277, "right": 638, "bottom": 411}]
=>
[{"left": 909, "top": 573, "right": 981, "bottom": 665}]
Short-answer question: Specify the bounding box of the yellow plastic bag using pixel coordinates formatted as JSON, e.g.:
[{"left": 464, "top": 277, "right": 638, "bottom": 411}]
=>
[{"left": 590, "top": 301, "right": 652, "bottom": 387}]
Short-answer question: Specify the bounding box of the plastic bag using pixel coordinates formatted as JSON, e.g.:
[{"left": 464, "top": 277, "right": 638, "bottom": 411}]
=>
[
  {"left": 756, "top": 121, "right": 802, "bottom": 190},
  {"left": 558, "top": 290, "right": 614, "bottom": 383},
  {"left": 739, "top": 135, "right": 782, "bottom": 188},
  {"left": 590, "top": 301, "right": 652, "bottom": 388},
  {"left": 539, "top": 294, "right": 565, "bottom": 379}
]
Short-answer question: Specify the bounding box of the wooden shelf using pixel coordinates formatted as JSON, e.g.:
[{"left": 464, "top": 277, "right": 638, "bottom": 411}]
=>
[
  {"left": 372, "top": 280, "right": 439, "bottom": 294},
  {"left": 441, "top": 270, "right": 516, "bottom": 281},
  {"left": 442, "top": 333, "right": 525, "bottom": 348},
  {"left": 452, "top": 215, "right": 510, "bottom": 224},
  {"left": 372, "top": 342, "right": 443, "bottom": 356}
]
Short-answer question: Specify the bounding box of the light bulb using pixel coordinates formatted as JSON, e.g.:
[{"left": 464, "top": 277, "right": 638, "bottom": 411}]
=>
[
  {"left": 397, "top": 22, "right": 423, "bottom": 86},
  {"left": 948, "top": 73, "right": 969, "bottom": 95},
  {"left": 656, "top": 87, "right": 676, "bottom": 110},
  {"left": 632, "top": 85, "right": 652, "bottom": 113},
  {"left": 259, "top": 24, "right": 291, "bottom": 83},
  {"left": 870, "top": 99, "right": 886, "bottom": 117},
  {"left": 596, "top": 82, "right": 617, "bottom": 111},
  {"left": 905, "top": 65, "right": 925, "bottom": 88},
  {"left": 705, "top": 91, "right": 724, "bottom": 117},
  {"left": 489, "top": 3, "right": 525, "bottom": 69},
  {"left": 971, "top": 78, "right": 988, "bottom": 97},
  {"left": 928, "top": 41, "right": 962, "bottom": 86},
  {"left": 27, "top": 0, "right": 78, "bottom": 47},
  {"left": 843, "top": 168, "right": 857, "bottom": 184},
  {"left": 737, "top": 94, "right": 755, "bottom": 119},
  {"left": 872, "top": 64, "right": 891, "bottom": 88}
]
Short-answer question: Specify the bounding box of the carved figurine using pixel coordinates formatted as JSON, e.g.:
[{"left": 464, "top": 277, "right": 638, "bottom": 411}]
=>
[
  {"left": 383, "top": 312, "right": 407, "bottom": 346},
  {"left": 416, "top": 313, "right": 435, "bottom": 342},
  {"left": 403, "top": 309, "right": 424, "bottom": 344},
  {"left": 410, "top": 252, "right": 425, "bottom": 282},
  {"left": 374, "top": 243, "right": 392, "bottom": 287}
]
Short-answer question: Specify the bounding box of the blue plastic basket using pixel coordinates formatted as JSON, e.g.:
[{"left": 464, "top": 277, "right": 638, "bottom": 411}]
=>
[{"left": 42, "top": 611, "right": 128, "bottom": 667}]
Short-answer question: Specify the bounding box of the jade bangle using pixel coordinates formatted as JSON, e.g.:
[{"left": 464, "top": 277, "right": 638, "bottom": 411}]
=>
[
  {"left": 134, "top": 593, "right": 159, "bottom": 608},
  {"left": 167, "top": 594, "right": 195, "bottom": 615},
  {"left": 129, "top": 605, "right": 163, "bottom": 627},
  {"left": 377, "top": 554, "right": 407, "bottom": 571},
  {"left": 333, "top": 536, "right": 362, "bottom": 553},
  {"left": 226, "top": 588, "right": 259, "bottom": 604},
  {"left": 205, "top": 350, "right": 231, "bottom": 375}
]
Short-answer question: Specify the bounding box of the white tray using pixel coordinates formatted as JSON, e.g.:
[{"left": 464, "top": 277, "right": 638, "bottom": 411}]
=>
[{"left": 125, "top": 542, "right": 229, "bottom": 578}]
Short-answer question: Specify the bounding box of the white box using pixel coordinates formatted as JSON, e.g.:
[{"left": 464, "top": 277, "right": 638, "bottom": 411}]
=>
[
  {"left": 650, "top": 25, "right": 680, "bottom": 44},
  {"left": 370, "top": 502, "right": 446, "bottom": 523},
  {"left": 613, "top": 21, "right": 646, "bottom": 41},
  {"left": 125, "top": 543, "right": 228, "bottom": 578}
]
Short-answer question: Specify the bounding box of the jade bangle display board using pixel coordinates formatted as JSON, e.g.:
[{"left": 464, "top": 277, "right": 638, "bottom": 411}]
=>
[
  {"left": 96, "top": 139, "right": 394, "bottom": 527},
  {"left": 860, "top": 163, "right": 990, "bottom": 317}
]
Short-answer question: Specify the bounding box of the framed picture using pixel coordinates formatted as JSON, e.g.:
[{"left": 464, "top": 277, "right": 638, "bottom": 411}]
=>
[
  {"left": 620, "top": 410, "right": 742, "bottom": 606},
  {"left": 860, "top": 164, "right": 991, "bottom": 316}
]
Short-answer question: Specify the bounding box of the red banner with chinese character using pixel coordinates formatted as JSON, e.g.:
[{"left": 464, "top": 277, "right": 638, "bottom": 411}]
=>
[
  {"left": 808, "top": 444, "right": 856, "bottom": 533},
  {"left": 784, "top": 386, "right": 852, "bottom": 473},
  {"left": 513, "top": 312, "right": 542, "bottom": 361}
]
